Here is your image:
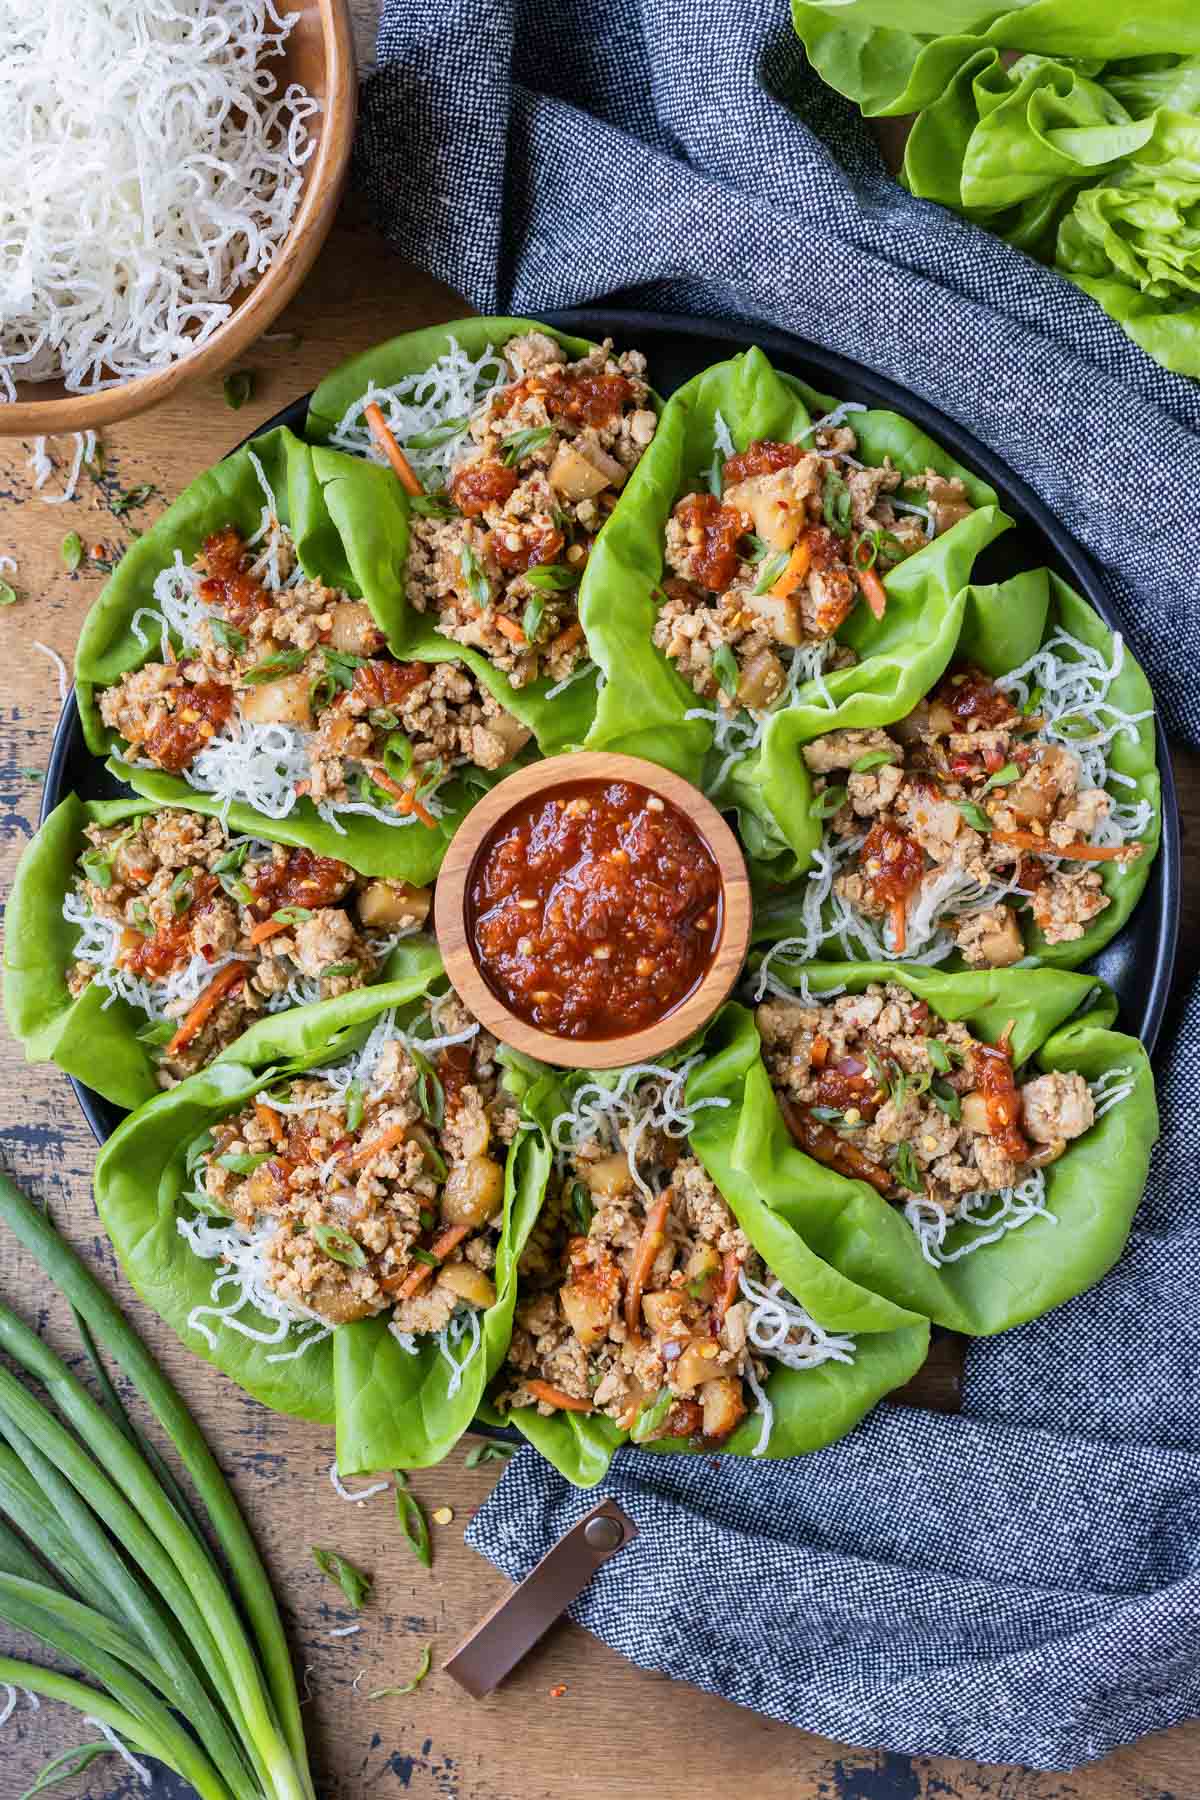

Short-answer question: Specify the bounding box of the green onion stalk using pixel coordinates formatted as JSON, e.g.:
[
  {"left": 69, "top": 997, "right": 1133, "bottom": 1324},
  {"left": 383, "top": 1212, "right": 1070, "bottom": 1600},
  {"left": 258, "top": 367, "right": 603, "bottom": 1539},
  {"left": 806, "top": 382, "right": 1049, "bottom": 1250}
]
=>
[{"left": 0, "top": 1170, "right": 315, "bottom": 1799}]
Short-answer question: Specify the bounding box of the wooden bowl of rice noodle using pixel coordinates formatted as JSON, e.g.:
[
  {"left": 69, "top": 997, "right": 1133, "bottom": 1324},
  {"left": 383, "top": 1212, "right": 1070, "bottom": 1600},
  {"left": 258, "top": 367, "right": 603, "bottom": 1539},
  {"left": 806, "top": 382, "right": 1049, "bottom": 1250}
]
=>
[{"left": 0, "top": 0, "right": 355, "bottom": 436}]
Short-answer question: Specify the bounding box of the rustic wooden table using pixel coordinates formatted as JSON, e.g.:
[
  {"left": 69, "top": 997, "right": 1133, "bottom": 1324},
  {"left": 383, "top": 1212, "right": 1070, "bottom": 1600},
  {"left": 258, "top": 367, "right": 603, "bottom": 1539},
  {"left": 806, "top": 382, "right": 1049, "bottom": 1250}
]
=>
[{"left": 1, "top": 193, "right": 1198, "bottom": 1800}]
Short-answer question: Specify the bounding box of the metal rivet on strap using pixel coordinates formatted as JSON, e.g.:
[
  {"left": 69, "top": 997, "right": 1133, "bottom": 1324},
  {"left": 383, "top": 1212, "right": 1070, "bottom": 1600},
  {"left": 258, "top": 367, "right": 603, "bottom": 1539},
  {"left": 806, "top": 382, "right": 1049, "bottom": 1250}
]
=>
[{"left": 583, "top": 1514, "right": 623, "bottom": 1552}]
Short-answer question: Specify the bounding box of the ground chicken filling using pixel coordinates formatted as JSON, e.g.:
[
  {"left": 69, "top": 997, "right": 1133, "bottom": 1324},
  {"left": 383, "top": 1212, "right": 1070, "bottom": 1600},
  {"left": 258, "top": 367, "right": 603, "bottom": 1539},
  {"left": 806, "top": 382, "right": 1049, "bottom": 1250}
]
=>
[
  {"left": 99, "top": 520, "right": 532, "bottom": 821},
  {"left": 757, "top": 984, "right": 1095, "bottom": 1224},
  {"left": 655, "top": 423, "right": 974, "bottom": 713},
  {"left": 65, "top": 809, "right": 431, "bottom": 1084},
  {"left": 498, "top": 1133, "right": 835, "bottom": 1448},
  {"left": 803, "top": 663, "right": 1145, "bottom": 963},
  {"left": 404, "top": 331, "right": 657, "bottom": 687},
  {"left": 197, "top": 998, "right": 518, "bottom": 1335}
]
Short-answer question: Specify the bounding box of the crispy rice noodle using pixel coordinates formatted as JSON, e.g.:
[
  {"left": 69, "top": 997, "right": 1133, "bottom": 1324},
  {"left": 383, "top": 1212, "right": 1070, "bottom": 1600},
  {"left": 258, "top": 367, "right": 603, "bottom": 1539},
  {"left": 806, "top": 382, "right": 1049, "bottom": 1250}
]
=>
[
  {"left": 328, "top": 1462, "right": 389, "bottom": 1503},
  {"left": 1, "top": 1, "right": 319, "bottom": 401},
  {"left": 327, "top": 336, "right": 508, "bottom": 486},
  {"left": 551, "top": 1063, "right": 856, "bottom": 1453}
]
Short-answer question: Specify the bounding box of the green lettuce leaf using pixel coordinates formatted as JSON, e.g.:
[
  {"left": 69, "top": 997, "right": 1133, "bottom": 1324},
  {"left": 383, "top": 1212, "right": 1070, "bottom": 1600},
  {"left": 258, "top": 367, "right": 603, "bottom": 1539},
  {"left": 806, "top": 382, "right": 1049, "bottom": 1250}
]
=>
[
  {"left": 4, "top": 794, "right": 164, "bottom": 1110},
  {"left": 902, "top": 50, "right": 1155, "bottom": 257},
  {"left": 91, "top": 949, "right": 551, "bottom": 1471},
  {"left": 579, "top": 343, "right": 1007, "bottom": 880},
  {"left": 791, "top": 0, "right": 1200, "bottom": 118},
  {"left": 2, "top": 793, "right": 444, "bottom": 1111},
  {"left": 727, "top": 962, "right": 1156, "bottom": 1335},
  {"left": 497, "top": 1029, "right": 929, "bottom": 1488},
  {"left": 752, "top": 566, "right": 1159, "bottom": 969}
]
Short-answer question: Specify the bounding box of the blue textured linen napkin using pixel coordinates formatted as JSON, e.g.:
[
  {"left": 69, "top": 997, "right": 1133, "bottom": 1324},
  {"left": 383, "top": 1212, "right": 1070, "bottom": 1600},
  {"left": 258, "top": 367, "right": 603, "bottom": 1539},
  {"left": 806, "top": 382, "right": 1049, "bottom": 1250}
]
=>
[{"left": 356, "top": 0, "right": 1200, "bottom": 1768}]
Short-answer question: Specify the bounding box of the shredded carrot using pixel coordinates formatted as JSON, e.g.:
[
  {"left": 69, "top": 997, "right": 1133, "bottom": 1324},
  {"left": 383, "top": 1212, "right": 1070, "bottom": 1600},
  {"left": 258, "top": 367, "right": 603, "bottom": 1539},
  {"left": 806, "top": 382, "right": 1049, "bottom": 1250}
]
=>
[
  {"left": 394, "top": 788, "right": 438, "bottom": 831},
  {"left": 624, "top": 1193, "right": 670, "bottom": 1341},
  {"left": 769, "top": 536, "right": 812, "bottom": 599},
  {"left": 348, "top": 1122, "right": 408, "bottom": 1172},
  {"left": 713, "top": 1249, "right": 743, "bottom": 1324},
  {"left": 255, "top": 1101, "right": 286, "bottom": 1148},
  {"left": 248, "top": 917, "right": 288, "bottom": 946},
  {"left": 368, "top": 766, "right": 408, "bottom": 802},
  {"left": 889, "top": 895, "right": 907, "bottom": 954},
  {"left": 854, "top": 562, "right": 888, "bottom": 621},
  {"left": 367, "top": 765, "right": 439, "bottom": 831},
  {"left": 810, "top": 1034, "right": 830, "bottom": 1071},
  {"left": 165, "top": 962, "right": 249, "bottom": 1056},
  {"left": 491, "top": 613, "right": 527, "bottom": 647},
  {"left": 547, "top": 619, "right": 584, "bottom": 659},
  {"left": 991, "top": 830, "right": 1136, "bottom": 862},
  {"left": 363, "top": 403, "right": 424, "bottom": 496},
  {"left": 394, "top": 1222, "right": 472, "bottom": 1300},
  {"left": 526, "top": 1380, "right": 593, "bottom": 1414}
]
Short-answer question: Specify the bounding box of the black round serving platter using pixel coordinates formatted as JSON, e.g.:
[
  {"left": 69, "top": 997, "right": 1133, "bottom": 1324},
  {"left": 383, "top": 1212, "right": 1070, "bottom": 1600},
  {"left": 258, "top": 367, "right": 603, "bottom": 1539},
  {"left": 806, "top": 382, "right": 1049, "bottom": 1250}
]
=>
[{"left": 46, "top": 307, "right": 1180, "bottom": 1155}]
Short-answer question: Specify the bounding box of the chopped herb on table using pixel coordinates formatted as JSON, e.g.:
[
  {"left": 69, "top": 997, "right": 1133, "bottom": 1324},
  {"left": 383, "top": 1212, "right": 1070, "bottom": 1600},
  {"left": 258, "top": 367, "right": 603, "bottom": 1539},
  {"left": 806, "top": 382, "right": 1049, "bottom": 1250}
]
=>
[
  {"left": 223, "top": 369, "right": 255, "bottom": 410},
  {"left": 312, "top": 1547, "right": 372, "bottom": 1608},
  {"left": 464, "top": 1441, "right": 514, "bottom": 1469},
  {"left": 395, "top": 1472, "right": 432, "bottom": 1569},
  {"left": 366, "top": 1643, "right": 432, "bottom": 1700}
]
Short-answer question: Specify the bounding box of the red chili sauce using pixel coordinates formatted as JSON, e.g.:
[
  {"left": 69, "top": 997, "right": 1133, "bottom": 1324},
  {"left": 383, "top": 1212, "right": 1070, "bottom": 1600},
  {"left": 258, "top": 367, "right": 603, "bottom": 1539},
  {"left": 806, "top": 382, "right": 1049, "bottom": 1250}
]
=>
[
  {"left": 198, "top": 527, "right": 268, "bottom": 628},
  {"left": 673, "top": 493, "right": 745, "bottom": 593},
  {"left": 936, "top": 663, "right": 1018, "bottom": 730},
  {"left": 721, "top": 439, "right": 806, "bottom": 486},
  {"left": 143, "top": 680, "right": 233, "bottom": 774},
  {"left": 467, "top": 780, "right": 723, "bottom": 1040}
]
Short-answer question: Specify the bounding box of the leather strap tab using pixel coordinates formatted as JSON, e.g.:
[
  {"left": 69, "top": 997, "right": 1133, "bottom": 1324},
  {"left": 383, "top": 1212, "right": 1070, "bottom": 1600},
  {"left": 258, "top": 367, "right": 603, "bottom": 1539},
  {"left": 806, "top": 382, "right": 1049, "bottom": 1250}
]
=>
[{"left": 444, "top": 1498, "right": 637, "bottom": 1698}]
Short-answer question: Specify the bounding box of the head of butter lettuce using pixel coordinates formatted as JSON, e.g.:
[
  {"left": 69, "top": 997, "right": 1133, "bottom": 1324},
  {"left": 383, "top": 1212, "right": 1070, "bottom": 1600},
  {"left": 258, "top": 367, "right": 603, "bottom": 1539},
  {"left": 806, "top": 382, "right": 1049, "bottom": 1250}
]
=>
[
  {"left": 791, "top": 2, "right": 1200, "bottom": 374},
  {"left": 722, "top": 961, "right": 1156, "bottom": 1337},
  {"left": 576, "top": 343, "right": 1010, "bottom": 882},
  {"left": 72, "top": 422, "right": 593, "bottom": 886},
  {"left": 484, "top": 1022, "right": 930, "bottom": 1489},
  {"left": 91, "top": 946, "right": 551, "bottom": 1475}
]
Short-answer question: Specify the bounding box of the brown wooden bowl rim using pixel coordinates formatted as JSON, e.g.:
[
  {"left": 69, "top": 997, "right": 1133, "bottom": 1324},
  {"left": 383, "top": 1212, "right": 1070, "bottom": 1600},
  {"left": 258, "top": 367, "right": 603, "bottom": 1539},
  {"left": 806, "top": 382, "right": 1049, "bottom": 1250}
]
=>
[
  {"left": 433, "top": 752, "right": 752, "bottom": 1071},
  {"left": 0, "top": 0, "right": 356, "bottom": 438}
]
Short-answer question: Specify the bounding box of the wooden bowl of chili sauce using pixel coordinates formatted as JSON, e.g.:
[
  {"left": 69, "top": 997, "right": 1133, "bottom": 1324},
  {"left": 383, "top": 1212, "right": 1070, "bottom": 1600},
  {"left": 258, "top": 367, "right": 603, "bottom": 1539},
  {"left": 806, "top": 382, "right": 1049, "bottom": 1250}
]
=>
[{"left": 434, "top": 754, "right": 752, "bottom": 1071}]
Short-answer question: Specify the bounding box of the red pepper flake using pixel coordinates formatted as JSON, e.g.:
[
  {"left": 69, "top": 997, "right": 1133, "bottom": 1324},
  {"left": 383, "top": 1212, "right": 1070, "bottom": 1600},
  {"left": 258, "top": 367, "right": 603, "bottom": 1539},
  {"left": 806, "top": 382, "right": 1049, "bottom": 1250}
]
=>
[{"left": 549, "top": 1684, "right": 568, "bottom": 1699}]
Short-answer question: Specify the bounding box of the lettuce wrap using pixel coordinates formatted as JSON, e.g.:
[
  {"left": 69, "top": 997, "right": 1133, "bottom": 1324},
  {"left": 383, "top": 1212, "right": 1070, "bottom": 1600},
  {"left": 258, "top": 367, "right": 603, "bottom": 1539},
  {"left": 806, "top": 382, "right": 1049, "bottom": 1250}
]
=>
[
  {"left": 307, "top": 316, "right": 661, "bottom": 727},
  {"left": 72, "top": 424, "right": 588, "bottom": 886},
  {"left": 3, "top": 792, "right": 444, "bottom": 1112},
  {"left": 751, "top": 567, "right": 1160, "bottom": 970},
  {"left": 725, "top": 961, "right": 1156, "bottom": 1336},
  {"left": 577, "top": 344, "right": 1010, "bottom": 878},
  {"left": 489, "top": 1033, "right": 929, "bottom": 1488},
  {"left": 91, "top": 948, "right": 552, "bottom": 1473}
]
